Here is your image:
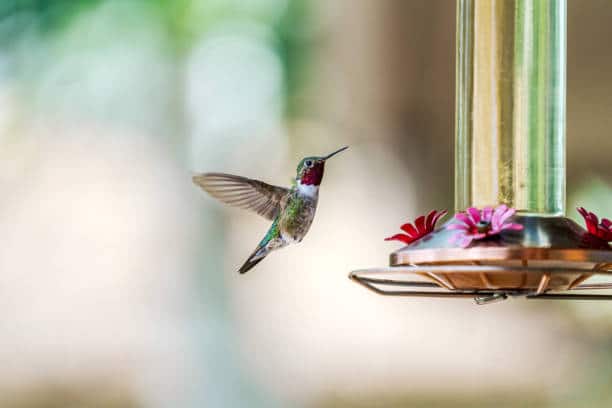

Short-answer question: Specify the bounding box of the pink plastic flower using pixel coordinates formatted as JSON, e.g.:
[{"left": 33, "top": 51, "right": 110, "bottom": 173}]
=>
[
  {"left": 385, "top": 209, "right": 448, "bottom": 245},
  {"left": 447, "top": 205, "right": 523, "bottom": 248},
  {"left": 577, "top": 207, "right": 612, "bottom": 242}
]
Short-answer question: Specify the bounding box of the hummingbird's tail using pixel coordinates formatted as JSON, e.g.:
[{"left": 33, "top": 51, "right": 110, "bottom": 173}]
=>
[
  {"left": 238, "top": 245, "right": 269, "bottom": 274},
  {"left": 239, "top": 218, "right": 281, "bottom": 274}
]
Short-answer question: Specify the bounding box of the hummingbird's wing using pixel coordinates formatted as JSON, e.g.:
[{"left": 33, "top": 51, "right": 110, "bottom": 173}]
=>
[{"left": 192, "top": 172, "right": 289, "bottom": 220}]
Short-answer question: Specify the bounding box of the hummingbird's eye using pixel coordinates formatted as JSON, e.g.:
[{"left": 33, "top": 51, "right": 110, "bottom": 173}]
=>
[{"left": 305, "top": 160, "right": 313, "bottom": 167}]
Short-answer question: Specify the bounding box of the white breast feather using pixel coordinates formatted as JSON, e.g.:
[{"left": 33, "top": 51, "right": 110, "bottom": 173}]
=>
[{"left": 297, "top": 181, "right": 319, "bottom": 198}]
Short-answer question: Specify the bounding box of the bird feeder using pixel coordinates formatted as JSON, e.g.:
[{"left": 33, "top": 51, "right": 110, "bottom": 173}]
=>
[{"left": 350, "top": 0, "right": 612, "bottom": 304}]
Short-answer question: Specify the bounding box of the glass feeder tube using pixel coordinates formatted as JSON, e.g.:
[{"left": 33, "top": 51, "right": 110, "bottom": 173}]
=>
[{"left": 455, "top": 0, "right": 566, "bottom": 216}]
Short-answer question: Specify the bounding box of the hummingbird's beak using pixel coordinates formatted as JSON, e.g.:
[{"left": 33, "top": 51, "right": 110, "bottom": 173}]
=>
[{"left": 323, "top": 146, "right": 349, "bottom": 160}]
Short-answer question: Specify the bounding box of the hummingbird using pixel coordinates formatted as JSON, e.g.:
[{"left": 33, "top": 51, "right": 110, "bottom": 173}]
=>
[{"left": 193, "top": 146, "right": 348, "bottom": 274}]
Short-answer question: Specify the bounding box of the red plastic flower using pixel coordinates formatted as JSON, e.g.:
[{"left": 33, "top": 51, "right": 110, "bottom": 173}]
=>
[
  {"left": 447, "top": 204, "right": 523, "bottom": 248},
  {"left": 577, "top": 207, "right": 612, "bottom": 242},
  {"left": 385, "top": 209, "right": 448, "bottom": 244}
]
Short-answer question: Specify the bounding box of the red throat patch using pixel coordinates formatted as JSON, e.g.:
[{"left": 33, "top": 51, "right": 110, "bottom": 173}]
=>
[{"left": 301, "top": 162, "right": 325, "bottom": 185}]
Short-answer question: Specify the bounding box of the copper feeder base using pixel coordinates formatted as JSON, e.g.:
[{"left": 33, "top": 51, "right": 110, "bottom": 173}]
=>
[{"left": 350, "top": 215, "right": 612, "bottom": 304}]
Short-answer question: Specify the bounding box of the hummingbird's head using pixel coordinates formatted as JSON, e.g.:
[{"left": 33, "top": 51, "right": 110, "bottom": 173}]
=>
[{"left": 296, "top": 146, "right": 348, "bottom": 186}]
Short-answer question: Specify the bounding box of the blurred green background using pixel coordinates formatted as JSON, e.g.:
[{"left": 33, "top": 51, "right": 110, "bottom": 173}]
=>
[{"left": 0, "top": 0, "right": 611, "bottom": 407}]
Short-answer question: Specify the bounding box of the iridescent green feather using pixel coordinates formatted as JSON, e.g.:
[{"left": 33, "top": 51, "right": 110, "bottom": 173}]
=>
[
  {"left": 259, "top": 217, "right": 281, "bottom": 248},
  {"left": 283, "top": 192, "right": 304, "bottom": 233}
]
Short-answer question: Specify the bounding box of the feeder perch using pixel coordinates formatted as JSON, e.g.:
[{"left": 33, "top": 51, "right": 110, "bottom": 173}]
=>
[{"left": 350, "top": 0, "right": 612, "bottom": 304}]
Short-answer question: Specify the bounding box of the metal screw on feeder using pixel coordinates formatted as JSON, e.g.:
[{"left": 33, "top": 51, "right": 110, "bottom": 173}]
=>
[{"left": 350, "top": 0, "right": 612, "bottom": 304}]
